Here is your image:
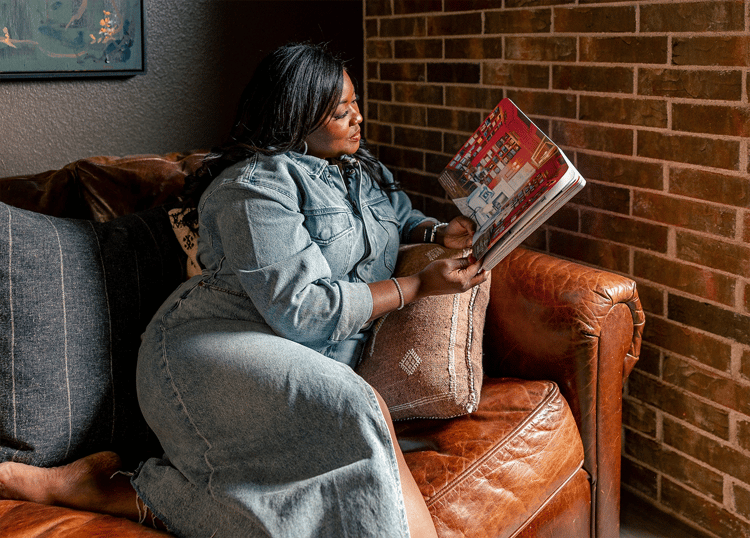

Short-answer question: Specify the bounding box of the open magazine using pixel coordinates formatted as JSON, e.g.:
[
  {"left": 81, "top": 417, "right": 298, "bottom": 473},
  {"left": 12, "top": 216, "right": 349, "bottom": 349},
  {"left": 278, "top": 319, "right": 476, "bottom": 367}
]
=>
[{"left": 438, "top": 98, "right": 585, "bottom": 270}]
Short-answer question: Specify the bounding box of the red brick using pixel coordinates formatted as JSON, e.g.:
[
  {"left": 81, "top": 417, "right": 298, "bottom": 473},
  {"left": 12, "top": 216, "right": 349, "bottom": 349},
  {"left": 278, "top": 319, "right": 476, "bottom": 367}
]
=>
[
  {"left": 623, "top": 429, "right": 724, "bottom": 501},
  {"left": 380, "top": 16, "right": 426, "bottom": 38},
  {"left": 627, "top": 371, "right": 730, "bottom": 442},
  {"left": 637, "top": 131, "right": 740, "bottom": 171},
  {"left": 734, "top": 483, "right": 750, "bottom": 520},
  {"left": 634, "top": 281, "right": 665, "bottom": 317},
  {"left": 554, "top": 6, "right": 636, "bottom": 33},
  {"left": 743, "top": 349, "right": 750, "bottom": 381},
  {"left": 642, "top": 316, "right": 731, "bottom": 372},
  {"left": 738, "top": 416, "right": 750, "bottom": 453},
  {"left": 622, "top": 397, "right": 657, "bottom": 437},
  {"left": 379, "top": 103, "right": 427, "bottom": 126},
  {"left": 445, "top": 0, "right": 498, "bottom": 10},
  {"left": 551, "top": 121, "right": 633, "bottom": 155},
  {"left": 395, "top": 170, "right": 447, "bottom": 200},
  {"left": 394, "top": 0, "right": 442, "bottom": 14},
  {"left": 552, "top": 65, "right": 633, "bottom": 94},
  {"left": 545, "top": 206, "right": 579, "bottom": 233},
  {"left": 580, "top": 37, "right": 668, "bottom": 64},
  {"left": 663, "top": 355, "right": 749, "bottom": 417},
  {"left": 664, "top": 419, "right": 750, "bottom": 484},
  {"left": 580, "top": 96, "right": 667, "bottom": 129},
  {"left": 505, "top": 91, "right": 576, "bottom": 121},
  {"left": 380, "top": 62, "right": 426, "bottom": 82},
  {"left": 365, "top": 122, "right": 392, "bottom": 144},
  {"left": 582, "top": 210, "right": 668, "bottom": 251},
  {"left": 506, "top": 0, "right": 569, "bottom": 6},
  {"left": 574, "top": 181, "right": 630, "bottom": 215},
  {"left": 427, "top": 12, "right": 482, "bottom": 36},
  {"left": 669, "top": 294, "right": 750, "bottom": 343},
  {"left": 548, "top": 230, "right": 631, "bottom": 274},
  {"left": 483, "top": 62, "right": 549, "bottom": 89},
  {"left": 576, "top": 154, "right": 663, "bottom": 190},
  {"left": 445, "top": 37, "right": 502, "bottom": 60},
  {"left": 426, "top": 151, "right": 452, "bottom": 175},
  {"left": 365, "top": 0, "right": 391, "bottom": 17},
  {"left": 485, "top": 9, "right": 551, "bottom": 34},
  {"left": 745, "top": 282, "right": 750, "bottom": 314},
  {"left": 633, "top": 191, "right": 736, "bottom": 238},
  {"left": 621, "top": 458, "right": 658, "bottom": 499},
  {"left": 661, "top": 479, "right": 750, "bottom": 538},
  {"left": 633, "top": 251, "right": 736, "bottom": 306},
  {"left": 444, "top": 132, "right": 471, "bottom": 155},
  {"left": 745, "top": 211, "right": 750, "bottom": 243},
  {"left": 378, "top": 145, "right": 424, "bottom": 171},
  {"left": 393, "top": 126, "right": 442, "bottom": 152},
  {"left": 393, "top": 83, "right": 443, "bottom": 105},
  {"left": 674, "top": 104, "right": 750, "bottom": 138},
  {"left": 367, "top": 40, "right": 393, "bottom": 60},
  {"left": 426, "top": 62, "right": 480, "bottom": 84},
  {"left": 670, "top": 167, "right": 750, "bottom": 208},
  {"left": 505, "top": 37, "right": 576, "bottom": 62},
  {"left": 633, "top": 343, "right": 660, "bottom": 376},
  {"left": 641, "top": 1, "right": 746, "bottom": 33},
  {"left": 673, "top": 36, "right": 750, "bottom": 67},
  {"left": 445, "top": 86, "right": 502, "bottom": 110},
  {"left": 367, "top": 81, "right": 392, "bottom": 102},
  {"left": 394, "top": 39, "right": 442, "bottom": 59},
  {"left": 638, "top": 68, "right": 743, "bottom": 101},
  {"left": 426, "top": 107, "right": 480, "bottom": 132},
  {"left": 677, "top": 230, "right": 749, "bottom": 278}
]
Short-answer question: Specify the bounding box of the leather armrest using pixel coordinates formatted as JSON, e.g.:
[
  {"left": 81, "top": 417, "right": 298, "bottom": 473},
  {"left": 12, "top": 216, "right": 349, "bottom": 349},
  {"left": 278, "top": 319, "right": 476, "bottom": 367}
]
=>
[{"left": 483, "top": 246, "right": 644, "bottom": 538}]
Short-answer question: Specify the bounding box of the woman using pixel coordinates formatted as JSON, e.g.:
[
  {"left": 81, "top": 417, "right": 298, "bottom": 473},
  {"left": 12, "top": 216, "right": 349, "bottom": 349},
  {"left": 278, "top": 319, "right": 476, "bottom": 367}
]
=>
[{"left": 0, "top": 43, "right": 487, "bottom": 537}]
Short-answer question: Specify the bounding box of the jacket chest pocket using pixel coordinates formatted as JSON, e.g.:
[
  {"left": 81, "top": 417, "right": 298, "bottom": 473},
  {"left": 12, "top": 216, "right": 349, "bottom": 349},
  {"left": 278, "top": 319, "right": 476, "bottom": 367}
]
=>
[
  {"left": 303, "top": 207, "right": 356, "bottom": 280},
  {"left": 367, "top": 198, "right": 400, "bottom": 274}
]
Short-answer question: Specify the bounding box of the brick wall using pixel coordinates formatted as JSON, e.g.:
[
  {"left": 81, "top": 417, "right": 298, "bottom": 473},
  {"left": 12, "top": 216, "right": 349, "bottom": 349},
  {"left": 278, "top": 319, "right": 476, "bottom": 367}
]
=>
[{"left": 363, "top": 1, "right": 750, "bottom": 536}]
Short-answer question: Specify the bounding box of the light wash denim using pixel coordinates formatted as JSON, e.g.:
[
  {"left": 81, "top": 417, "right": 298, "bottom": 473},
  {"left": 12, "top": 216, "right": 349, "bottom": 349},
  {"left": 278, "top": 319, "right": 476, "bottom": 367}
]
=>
[{"left": 133, "top": 151, "right": 433, "bottom": 537}]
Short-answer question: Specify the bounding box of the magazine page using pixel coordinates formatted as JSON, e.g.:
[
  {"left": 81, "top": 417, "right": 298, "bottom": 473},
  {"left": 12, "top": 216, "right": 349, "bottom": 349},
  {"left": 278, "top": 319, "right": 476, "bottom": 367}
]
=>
[{"left": 437, "top": 98, "right": 581, "bottom": 264}]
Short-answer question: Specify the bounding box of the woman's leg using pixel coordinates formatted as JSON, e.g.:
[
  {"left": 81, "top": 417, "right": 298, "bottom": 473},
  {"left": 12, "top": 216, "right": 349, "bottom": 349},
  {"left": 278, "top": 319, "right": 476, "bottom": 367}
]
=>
[
  {"left": 0, "top": 452, "right": 139, "bottom": 520},
  {"left": 372, "top": 389, "right": 439, "bottom": 538}
]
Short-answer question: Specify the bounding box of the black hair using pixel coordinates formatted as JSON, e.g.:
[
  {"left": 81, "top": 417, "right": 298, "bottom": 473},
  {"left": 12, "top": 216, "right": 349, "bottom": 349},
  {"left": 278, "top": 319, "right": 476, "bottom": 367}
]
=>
[{"left": 181, "top": 42, "right": 397, "bottom": 225}]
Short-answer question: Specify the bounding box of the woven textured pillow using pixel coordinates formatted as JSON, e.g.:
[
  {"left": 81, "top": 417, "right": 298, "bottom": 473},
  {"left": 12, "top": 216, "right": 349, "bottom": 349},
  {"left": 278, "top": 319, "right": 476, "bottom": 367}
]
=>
[
  {"left": 356, "top": 244, "right": 491, "bottom": 420},
  {"left": 0, "top": 202, "right": 186, "bottom": 467}
]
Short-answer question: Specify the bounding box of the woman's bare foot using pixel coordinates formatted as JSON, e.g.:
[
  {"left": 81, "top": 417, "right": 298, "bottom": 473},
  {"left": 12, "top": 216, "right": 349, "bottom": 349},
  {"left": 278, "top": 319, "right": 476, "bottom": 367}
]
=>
[{"left": 0, "top": 452, "right": 140, "bottom": 520}]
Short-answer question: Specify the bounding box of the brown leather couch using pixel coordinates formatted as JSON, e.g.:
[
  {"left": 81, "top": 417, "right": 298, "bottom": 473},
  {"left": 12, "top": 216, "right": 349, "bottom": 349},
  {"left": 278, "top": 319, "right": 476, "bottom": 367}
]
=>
[{"left": 0, "top": 153, "right": 643, "bottom": 538}]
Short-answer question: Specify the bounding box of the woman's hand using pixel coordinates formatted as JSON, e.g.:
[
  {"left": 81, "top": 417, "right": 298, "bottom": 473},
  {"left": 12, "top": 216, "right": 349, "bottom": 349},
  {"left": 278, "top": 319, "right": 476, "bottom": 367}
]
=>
[
  {"left": 367, "top": 256, "right": 488, "bottom": 322},
  {"left": 414, "top": 256, "right": 487, "bottom": 298},
  {"left": 435, "top": 216, "right": 476, "bottom": 250}
]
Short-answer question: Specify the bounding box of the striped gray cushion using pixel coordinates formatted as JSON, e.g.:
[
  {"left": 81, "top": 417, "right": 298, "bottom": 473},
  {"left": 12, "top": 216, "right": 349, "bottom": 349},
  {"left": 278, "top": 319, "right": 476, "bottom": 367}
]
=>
[{"left": 0, "top": 202, "right": 185, "bottom": 467}]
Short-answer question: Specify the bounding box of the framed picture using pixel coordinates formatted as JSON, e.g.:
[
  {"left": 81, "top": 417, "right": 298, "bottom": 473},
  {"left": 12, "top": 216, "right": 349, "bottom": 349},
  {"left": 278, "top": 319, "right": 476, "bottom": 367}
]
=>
[{"left": 0, "top": 0, "right": 145, "bottom": 78}]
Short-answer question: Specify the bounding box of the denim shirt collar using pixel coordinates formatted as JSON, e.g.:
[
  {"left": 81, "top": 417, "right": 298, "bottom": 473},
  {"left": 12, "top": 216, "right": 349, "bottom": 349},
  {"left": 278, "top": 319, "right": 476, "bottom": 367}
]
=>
[{"left": 285, "top": 151, "right": 359, "bottom": 178}]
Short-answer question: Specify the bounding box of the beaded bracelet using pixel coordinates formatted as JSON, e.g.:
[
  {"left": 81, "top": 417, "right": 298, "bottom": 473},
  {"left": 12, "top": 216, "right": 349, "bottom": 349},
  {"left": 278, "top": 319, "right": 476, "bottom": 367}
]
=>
[{"left": 390, "top": 277, "right": 405, "bottom": 310}]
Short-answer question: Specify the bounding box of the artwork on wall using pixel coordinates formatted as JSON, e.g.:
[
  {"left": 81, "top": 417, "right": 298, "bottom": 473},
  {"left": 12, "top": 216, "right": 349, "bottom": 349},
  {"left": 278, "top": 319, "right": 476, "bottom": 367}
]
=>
[{"left": 0, "top": 0, "right": 145, "bottom": 78}]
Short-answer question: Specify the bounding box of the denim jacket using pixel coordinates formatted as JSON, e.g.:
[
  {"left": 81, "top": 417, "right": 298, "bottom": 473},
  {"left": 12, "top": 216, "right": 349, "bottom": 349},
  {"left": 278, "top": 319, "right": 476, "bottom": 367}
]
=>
[{"left": 195, "top": 151, "right": 432, "bottom": 359}]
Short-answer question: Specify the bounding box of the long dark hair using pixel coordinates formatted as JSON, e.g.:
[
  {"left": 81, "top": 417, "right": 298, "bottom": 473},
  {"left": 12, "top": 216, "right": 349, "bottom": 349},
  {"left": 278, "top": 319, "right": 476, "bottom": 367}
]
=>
[{"left": 181, "top": 43, "right": 395, "bottom": 222}]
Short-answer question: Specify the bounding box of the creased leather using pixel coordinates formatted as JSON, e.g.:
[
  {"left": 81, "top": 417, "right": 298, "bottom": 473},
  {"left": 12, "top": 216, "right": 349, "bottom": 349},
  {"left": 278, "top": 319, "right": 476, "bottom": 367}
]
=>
[
  {"left": 0, "top": 154, "right": 643, "bottom": 538},
  {"left": 397, "top": 378, "right": 585, "bottom": 538}
]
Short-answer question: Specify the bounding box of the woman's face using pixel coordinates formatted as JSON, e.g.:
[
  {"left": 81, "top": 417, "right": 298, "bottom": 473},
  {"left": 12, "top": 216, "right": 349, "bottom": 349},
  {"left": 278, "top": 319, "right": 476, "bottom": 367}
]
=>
[{"left": 305, "top": 71, "right": 362, "bottom": 160}]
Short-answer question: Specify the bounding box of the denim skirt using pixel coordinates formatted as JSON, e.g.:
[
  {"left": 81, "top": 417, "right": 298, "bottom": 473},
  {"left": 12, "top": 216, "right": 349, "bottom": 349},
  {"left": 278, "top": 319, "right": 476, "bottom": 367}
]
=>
[{"left": 132, "top": 278, "right": 410, "bottom": 537}]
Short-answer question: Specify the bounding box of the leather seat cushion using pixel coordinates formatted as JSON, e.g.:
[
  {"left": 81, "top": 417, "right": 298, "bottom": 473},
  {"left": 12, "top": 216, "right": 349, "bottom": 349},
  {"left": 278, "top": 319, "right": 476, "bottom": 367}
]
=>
[
  {"left": 396, "top": 377, "right": 585, "bottom": 538},
  {"left": 0, "top": 500, "right": 170, "bottom": 537}
]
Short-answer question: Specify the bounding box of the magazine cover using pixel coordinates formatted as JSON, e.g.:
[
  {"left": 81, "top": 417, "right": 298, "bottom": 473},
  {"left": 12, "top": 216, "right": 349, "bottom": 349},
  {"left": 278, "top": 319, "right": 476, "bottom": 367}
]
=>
[{"left": 438, "top": 98, "right": 584, "bottom": 267}]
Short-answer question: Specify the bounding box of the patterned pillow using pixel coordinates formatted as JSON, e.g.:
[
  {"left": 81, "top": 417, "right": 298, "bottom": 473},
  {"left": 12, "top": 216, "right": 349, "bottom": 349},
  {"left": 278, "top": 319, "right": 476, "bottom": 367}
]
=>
[
  {"left": 0, "top": 202, "right": 186, "bottom": 467},
  {"left": 356, "top": 244, "right": 491, "bottom": 420}
]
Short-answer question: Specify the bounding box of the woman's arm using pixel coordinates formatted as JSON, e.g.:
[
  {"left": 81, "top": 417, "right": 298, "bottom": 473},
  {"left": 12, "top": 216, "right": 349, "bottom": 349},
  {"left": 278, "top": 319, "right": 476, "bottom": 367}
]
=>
[{"left": 367, "top": 255, "right": 488, "bottom": 322}]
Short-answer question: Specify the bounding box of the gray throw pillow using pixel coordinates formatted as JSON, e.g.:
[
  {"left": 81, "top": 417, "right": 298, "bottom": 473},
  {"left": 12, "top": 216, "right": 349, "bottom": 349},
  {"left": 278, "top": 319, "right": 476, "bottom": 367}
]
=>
[{"left": 0, "top": 202, "right": 186, "bottom": 467}]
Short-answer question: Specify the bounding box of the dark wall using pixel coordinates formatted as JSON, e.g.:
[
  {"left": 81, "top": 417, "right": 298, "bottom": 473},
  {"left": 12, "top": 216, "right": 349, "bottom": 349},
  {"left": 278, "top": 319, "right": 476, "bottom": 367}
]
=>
[{"left": 0, "top": 0, "right": 363, "bottom": 176}]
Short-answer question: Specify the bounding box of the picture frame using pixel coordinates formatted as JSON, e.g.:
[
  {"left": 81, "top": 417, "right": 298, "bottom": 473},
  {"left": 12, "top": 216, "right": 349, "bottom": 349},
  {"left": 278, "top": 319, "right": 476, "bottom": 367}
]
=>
[{"left": 0, "top": 0, "right": 145, "bottom": 79}]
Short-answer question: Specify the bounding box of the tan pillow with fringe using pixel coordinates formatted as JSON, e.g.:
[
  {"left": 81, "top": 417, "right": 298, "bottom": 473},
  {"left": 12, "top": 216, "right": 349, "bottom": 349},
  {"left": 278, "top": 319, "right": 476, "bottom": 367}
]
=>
[{"left": 356, "top": 244, "right": 490, "bottom": 420}]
